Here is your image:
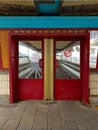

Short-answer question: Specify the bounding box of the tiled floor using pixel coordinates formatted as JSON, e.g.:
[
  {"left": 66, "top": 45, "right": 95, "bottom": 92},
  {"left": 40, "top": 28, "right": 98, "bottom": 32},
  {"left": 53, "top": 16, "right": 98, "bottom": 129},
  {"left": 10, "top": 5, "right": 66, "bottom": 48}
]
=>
[{"left": 0, "top": 100, "right": 98, "bottom": 130}]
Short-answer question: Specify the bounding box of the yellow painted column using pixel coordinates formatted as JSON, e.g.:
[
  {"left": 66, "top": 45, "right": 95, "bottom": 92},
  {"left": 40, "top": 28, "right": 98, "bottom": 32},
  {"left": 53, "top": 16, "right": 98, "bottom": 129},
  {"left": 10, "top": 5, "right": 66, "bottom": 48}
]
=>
[{"left": 44, "top": 39, "right": 54, "bottom": 100}]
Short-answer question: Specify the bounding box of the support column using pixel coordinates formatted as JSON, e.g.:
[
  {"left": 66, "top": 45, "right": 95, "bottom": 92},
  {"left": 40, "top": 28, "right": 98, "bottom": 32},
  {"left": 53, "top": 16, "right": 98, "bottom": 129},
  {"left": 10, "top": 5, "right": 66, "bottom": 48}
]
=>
[
  {"left": 81, "top": 33, "right": 90, "bottom": 104},
  {"left": 44, "top": 39, "right": 54, "bottom": 100}
]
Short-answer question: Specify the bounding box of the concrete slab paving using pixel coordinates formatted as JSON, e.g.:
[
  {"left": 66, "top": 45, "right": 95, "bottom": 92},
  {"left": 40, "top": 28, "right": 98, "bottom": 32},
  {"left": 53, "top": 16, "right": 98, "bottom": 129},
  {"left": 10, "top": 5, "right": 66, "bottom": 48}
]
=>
[{"left": 0, "top": 100, "right": 98, "bottom": 130}]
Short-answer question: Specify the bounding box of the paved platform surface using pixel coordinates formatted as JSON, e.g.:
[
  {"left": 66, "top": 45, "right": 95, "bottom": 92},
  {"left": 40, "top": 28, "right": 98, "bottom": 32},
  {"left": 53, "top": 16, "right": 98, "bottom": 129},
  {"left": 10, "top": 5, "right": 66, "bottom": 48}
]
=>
[{"left": 0, "top": 100, "right": 98, "bottom": 130}]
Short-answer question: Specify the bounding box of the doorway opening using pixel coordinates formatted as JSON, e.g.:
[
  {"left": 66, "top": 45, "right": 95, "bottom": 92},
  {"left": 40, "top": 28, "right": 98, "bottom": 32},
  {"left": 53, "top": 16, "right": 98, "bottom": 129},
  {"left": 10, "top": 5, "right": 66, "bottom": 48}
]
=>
[{"left": 9, "top": 30, "right": 90, "bottom": 104}]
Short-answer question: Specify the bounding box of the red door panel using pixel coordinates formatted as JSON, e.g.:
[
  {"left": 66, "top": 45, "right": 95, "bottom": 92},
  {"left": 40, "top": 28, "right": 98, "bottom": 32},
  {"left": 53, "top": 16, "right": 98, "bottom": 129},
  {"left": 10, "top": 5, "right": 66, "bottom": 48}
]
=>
[
  {"left": 54, "top": 79, "right": 82, "bottom": 100},
  {"left": 18, "top": 40, "right": 44, "bottom": 100},
  {"left": 10, "top": 34, "right": 44, "bottom": 103},
  {"left": 54, "top": 40, "right": 82, "bottom": 100},
  {"left": 18, "top": 79, "right": 43, "bottom": 100}
]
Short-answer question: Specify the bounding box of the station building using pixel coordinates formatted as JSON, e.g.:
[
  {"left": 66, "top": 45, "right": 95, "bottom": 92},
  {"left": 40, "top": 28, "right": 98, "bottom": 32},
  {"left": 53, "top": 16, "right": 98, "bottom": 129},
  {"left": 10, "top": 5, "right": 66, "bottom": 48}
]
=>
[{"left": 0, "top": 0, "right": 98, "bottom": 105}]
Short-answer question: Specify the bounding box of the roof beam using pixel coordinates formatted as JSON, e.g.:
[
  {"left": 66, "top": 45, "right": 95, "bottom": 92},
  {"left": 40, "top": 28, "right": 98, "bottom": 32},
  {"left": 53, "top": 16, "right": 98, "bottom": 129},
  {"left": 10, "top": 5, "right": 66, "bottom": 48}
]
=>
[
  {"left": 60, "top": 11, "right": 98, "bottom": 16},
  {"left": 0, "top": 0, "right": 35, "bottom": 7},
  {"left": 62, "top": 0, "right": 98, "bottom": 6},
  {"left": 0, "top": 11, "right": 37, "bottom": 16},
  {"left": 35, "top": 0, "right": 55, "bottom": 4}
]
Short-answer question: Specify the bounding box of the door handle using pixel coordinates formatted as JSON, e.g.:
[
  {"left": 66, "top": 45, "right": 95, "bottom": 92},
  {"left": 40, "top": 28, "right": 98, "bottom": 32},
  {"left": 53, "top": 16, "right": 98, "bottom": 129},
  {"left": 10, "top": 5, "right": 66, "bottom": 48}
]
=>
[
  {"left": 55, "top": 59, "right": 58, "bottom": 68},
  {"left": 39, "top": 59, "right": 43, "bottom": 68}
]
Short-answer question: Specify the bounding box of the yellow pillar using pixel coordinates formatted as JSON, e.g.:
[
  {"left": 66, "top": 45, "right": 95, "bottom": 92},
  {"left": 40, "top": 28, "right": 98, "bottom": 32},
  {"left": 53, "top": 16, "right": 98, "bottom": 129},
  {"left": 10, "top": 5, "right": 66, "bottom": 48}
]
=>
[{"left": 44, "top": 39, "right": 54, "bottom": 100}]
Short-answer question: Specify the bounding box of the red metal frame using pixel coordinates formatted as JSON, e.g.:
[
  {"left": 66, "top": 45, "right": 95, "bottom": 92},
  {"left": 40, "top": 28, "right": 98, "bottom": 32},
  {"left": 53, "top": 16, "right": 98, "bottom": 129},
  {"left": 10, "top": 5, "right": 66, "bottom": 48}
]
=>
[
  {"left": 54, "top": 33, "right": 90, "bottom": 104},
  {"left": 80, "top": 34, "right": 90, "bottom": 104},
  {"left": 1, "top": 28, "right": 98, "bottom": 32},
  {"left": 7, "top": 28, "right": 98, "bottom": 71},
  {"left": 9, "top": 30, "right": 90, "bottom": 104},
  {"left": 9, "top": 35, "right": 18, "bottom": 103}
]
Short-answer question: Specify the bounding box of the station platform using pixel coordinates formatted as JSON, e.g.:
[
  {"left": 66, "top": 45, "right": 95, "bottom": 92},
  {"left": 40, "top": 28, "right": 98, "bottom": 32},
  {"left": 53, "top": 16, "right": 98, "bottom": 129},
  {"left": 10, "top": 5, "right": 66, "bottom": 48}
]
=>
[{"left": 0, "top": 100, "right": 98, "bottom": 130}]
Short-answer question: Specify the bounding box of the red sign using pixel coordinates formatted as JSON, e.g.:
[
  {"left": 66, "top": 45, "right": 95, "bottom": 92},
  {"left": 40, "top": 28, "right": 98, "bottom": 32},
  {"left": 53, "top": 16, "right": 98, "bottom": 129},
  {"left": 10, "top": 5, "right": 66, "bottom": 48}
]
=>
[{"left": 64, "top": 49, "right": 72, "bottom": 58}]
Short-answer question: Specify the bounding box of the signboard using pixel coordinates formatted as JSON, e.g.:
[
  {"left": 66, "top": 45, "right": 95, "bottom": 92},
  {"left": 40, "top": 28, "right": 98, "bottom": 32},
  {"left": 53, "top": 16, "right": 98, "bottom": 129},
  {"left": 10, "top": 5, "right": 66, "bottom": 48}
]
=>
[{"left": 64, "top": 49, "right": 72, "bottom": 58}]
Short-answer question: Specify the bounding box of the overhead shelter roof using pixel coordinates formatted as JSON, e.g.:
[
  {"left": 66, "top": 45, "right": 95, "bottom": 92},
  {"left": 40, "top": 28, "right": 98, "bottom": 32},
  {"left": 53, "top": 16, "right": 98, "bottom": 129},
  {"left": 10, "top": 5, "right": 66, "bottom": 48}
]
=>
[
  {"left": 0, "top": 0, "right": 98, "bottom": 29},
  {"left": 0, "top": 0, "right": 98, "bottom": 16}
]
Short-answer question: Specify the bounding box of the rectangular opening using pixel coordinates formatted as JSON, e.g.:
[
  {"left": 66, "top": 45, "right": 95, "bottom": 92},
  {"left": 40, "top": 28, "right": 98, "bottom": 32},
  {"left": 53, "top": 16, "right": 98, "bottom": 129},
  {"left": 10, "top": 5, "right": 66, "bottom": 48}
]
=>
[
  {"left": 56, "top": 41, "right": 80, "bottom": 79},
  {"left": 18, "top": 41, "right": 42, "bottom": 79}
]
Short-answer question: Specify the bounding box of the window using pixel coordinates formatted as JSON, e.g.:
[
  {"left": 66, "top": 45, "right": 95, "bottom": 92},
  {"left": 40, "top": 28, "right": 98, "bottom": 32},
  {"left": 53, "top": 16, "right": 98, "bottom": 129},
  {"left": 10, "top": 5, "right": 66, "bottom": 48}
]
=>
[
  {"left": 56, "top": 41, "right": 80, "bottom": 79},
  {"left": 90, "top": 31, "right": 98, "bottom": 69},
  {"left": 18, "top": 41, "right": 42, "bottom": 79}
]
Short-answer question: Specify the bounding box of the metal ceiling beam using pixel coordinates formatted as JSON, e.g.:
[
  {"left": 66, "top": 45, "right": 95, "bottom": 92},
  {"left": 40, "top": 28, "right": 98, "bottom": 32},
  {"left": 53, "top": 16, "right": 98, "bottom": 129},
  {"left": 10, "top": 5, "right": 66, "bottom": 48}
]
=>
[
  {"left": 0, "top": 0, "right": 35, "bottom": 7},
  {"left": 0, "top": 11, "right": 37, "bottom": 16},
  {"left": 35, "top": 0, "right": 55, "bottom": 4},
  {"left": 0, "top": 16, "right": 98, "bottom": 28},
  {"left": 60, "top": 11, "right": 98, "bottom": 16},
  {"left": 62, "top": 0, "right": 98, "bottom": 6}
]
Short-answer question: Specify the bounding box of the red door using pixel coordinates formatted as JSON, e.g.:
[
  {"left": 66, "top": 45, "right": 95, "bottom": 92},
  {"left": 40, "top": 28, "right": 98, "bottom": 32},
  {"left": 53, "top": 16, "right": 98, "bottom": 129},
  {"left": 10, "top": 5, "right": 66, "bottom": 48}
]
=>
[
  {"left": 9, "top": 35, "right": 44, "bottom": 103},
  {"left": 18, "top": 40, "right": 44, "bottom": 100},
  {"left": 9, "top": 32, "right": 90, "bottom": 104},
  {"left": 54, "top": 40, "right": 82, "bottom": 100}
]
